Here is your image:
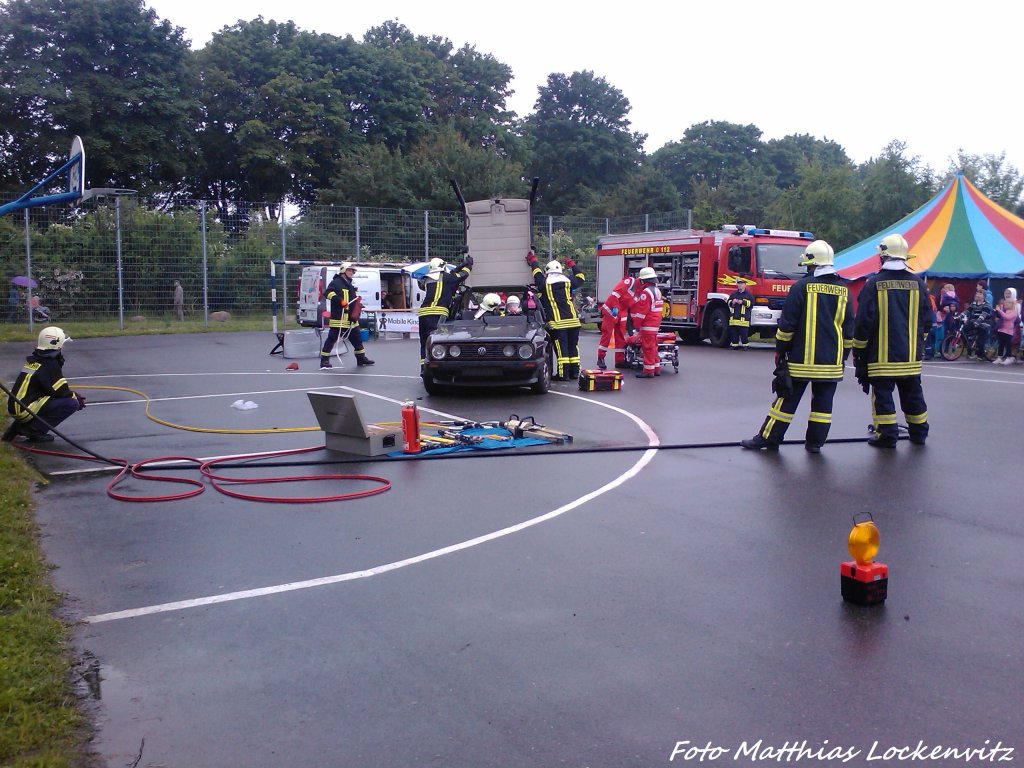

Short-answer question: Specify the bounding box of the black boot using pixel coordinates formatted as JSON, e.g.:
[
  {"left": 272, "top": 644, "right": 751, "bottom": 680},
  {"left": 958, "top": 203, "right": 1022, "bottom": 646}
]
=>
[
  {"left": 356, "top": 355, "right": 375, "bottom": 366},
  {"left": 319, "top": 356, "right": 332, "bottom": 369},
  {"left": 740, "top": 435, "right": 779, "bottom": 451},
  {"left": 2, "top": 421, "right": 22, "bottom": 442}
]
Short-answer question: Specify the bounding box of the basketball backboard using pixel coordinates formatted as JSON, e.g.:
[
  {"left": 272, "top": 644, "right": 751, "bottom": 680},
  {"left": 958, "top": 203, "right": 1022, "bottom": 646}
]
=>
[{"left": 0, "top": 134, "right": 86, "bottom": 217}]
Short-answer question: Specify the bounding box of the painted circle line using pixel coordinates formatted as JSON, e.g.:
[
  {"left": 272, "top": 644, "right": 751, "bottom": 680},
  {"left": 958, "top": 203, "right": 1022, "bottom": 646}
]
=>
[{"left": 83, "top": 387, "right": 659, "bottom": 624}]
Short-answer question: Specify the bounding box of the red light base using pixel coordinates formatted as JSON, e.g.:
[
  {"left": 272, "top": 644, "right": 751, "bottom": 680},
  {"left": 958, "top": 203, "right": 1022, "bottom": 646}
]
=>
[{"left": 840, "top": 560, "right": 888, "bottom": 605}]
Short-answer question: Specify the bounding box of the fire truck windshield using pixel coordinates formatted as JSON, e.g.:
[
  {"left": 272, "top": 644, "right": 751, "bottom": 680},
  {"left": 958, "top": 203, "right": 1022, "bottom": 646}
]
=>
[{"left": 757, "top": 243, "right": 807, "bottom": 279}]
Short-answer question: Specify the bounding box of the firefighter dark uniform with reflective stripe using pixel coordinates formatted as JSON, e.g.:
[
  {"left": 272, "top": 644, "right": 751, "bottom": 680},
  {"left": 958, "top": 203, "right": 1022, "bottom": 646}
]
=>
[
  {"left": 417, "top": 255, "right": 473, "bottom": 366},
  {"left": 742, "top": 240, "right": 853, "bottom": 454},
  {"left": 528, "top": 251, "right": 584, "bottom": 380},
  {"left": 852, "top": 233, "right": 931, "bottom": 448},
  {"left": 320, "top": 263, "right": 373, "bottom": 369},
  {"left": 3, "top": 326, "right": 83, "bottom": 443},
  {"left": 728, "top": 282, "right": 753, "bottom": 349}
]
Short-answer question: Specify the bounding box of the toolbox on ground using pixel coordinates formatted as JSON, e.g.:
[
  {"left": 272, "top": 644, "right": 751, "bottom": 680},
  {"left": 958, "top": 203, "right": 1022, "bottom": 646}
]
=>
[{"left": 578, "top": 369, "right": 623, "bottom": 391}]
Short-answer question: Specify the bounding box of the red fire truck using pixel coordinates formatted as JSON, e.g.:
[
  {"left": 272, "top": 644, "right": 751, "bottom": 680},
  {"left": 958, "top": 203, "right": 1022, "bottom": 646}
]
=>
[{"left": 594, "top": 225, "right": 814, "bottom": 346}]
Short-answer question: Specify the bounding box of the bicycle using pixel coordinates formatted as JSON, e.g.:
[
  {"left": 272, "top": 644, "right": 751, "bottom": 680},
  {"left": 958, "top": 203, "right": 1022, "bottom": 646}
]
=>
[{"left": 940, "top": 312, "right": 996, "bottom": 361}]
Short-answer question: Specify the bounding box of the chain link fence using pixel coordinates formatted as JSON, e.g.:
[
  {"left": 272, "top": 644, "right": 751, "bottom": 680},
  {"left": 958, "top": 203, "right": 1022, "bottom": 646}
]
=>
[{"left": 0, "top": 196, "right": 691, "bottom": 330}]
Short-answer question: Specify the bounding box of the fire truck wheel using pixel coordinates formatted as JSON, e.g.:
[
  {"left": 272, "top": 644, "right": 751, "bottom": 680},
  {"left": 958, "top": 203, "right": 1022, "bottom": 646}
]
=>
[{"left": 706, "top": 306, "right": 730, "bottom": 348}]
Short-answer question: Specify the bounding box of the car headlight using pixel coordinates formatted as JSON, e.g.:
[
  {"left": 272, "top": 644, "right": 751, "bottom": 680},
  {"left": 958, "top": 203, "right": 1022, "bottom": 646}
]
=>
[
  {"left": 502, "top": 345, "right": 516, "bottom": 358},
  {"left": 449, "top": 345, "right": 461, "bottom": 358},
  {"left": 517, "top": 343, "right": 533, "bottom": 359},
  {"left": 430, "top": 344, "right": 446, "bottom": 360}
]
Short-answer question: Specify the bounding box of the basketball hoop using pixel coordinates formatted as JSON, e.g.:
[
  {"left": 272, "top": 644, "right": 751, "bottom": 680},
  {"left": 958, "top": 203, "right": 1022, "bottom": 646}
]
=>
[
  {"left": 0, "top": 135, "right": 88, "bottom": 216},
  {"left": 80, "top": 188, "right": 137, "bottom": 203}
]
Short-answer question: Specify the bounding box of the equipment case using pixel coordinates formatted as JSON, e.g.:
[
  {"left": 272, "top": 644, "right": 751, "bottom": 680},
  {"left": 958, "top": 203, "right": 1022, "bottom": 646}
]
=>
[{"left": 578, "top": 369, "right": 623, "bottom": 391}]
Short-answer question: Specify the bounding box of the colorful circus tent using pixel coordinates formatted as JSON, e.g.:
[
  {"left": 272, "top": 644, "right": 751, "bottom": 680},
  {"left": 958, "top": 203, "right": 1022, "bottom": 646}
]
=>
[{"left": 834, "top": 174, "right": 1024, "bottom": 281}]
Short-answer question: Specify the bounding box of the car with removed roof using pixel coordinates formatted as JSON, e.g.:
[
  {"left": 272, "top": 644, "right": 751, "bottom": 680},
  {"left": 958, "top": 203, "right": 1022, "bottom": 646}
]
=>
[
  {"left": 421, "top": 182, "right": 555, "bottom": 395},
  {"left": 422, "top": 285, "right": 553, "bottom": 395}
]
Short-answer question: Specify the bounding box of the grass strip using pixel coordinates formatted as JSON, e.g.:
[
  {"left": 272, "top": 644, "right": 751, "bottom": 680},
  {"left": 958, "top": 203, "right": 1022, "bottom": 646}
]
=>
[{"left": 0, "top": 432, "right": 95, "bottom": 767}]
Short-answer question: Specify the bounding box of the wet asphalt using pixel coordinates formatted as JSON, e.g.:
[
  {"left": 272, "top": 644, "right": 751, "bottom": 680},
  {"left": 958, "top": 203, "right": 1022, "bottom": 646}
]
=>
[{"left": 2, "top": 330, "right": 1021, "bottom": 768}]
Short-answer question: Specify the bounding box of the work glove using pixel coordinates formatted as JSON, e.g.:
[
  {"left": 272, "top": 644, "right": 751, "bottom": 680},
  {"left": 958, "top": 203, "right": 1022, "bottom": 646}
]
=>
[
  {"left": 853, "top": 353, "right": 870, "bottom": 394},
  {"left": 526, "top": 251, "right": 538, "bottom": 267},
  {"left": 566, "top": 258, "right": 577, "bottom": 270},
  {"left": 74, "top": 392, "right": 87, "bottom": 409},
  {"left": 609, "top": 307, "right": 618, "bottom": 317},
  {"left": 770, "top": 361, "right": 793, "bottom": 398},
  {"left": 461, "top": 255, "right": 473, "bottom": 268}
]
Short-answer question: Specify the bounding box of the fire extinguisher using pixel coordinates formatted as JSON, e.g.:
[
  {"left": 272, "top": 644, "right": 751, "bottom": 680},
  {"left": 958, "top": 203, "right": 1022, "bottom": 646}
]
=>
[{"left": 401, "top": 400, "right": 421, "bottom": 453}]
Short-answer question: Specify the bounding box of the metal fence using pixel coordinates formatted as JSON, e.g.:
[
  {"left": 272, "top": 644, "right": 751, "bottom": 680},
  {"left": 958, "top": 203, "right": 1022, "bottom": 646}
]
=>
[{"left": 0, "top": 197, "right": 691, "bottom": 330}]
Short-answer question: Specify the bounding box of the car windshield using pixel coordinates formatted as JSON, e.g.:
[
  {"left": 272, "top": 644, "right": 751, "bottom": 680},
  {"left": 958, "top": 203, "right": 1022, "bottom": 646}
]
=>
[{"left": 757, "top": 244, "right": 807, "bottom": 279}]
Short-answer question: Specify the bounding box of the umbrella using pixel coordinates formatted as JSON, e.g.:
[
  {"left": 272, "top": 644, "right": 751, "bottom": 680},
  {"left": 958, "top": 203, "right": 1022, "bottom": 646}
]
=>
[{"left": 11, "top": 275, "right": 37, "bottom": 289}]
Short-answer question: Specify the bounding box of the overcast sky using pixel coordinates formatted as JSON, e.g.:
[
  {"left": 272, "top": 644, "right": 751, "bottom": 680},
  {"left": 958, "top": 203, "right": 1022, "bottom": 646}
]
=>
[{"left": 147, "top": 0, "right": 1022, "bottom": 174}]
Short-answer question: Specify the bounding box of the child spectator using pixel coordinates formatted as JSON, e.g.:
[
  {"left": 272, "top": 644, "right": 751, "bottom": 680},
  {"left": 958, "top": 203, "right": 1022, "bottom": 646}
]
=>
[
  {"left": 993, "top": 289, "right": 1020, "bottom": 364},
  {"left": 936, "top": 284, "right": 959, "bottom": 358}
]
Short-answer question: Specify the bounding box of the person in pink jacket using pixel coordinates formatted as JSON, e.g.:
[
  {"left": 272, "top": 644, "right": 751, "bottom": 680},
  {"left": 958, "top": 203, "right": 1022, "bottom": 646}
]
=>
[{"left": 993, "top": 290, "right": 1020, "bottom": 364}]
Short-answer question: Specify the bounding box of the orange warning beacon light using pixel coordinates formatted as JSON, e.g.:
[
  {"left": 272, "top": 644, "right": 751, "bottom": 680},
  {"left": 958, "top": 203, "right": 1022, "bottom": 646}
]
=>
[{"left": 840, "top": 514, "right": 888, "bottom": 605}]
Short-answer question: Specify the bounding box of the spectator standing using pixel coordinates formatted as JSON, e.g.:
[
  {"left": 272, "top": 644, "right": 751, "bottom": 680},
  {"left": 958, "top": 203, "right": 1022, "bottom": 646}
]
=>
[
  {"left": 935, "top": 284, "right": 959, "bottom": 358},
  {"left": 173, "top": 280, "right": 184, "bottom": 321},
  {"left": 993, "top": 291, "right": 1020, "bottom": 364}
]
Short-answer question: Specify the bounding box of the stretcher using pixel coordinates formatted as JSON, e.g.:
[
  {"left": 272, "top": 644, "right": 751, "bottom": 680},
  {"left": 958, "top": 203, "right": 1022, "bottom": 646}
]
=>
[{"left": 623, "top": 332, "right": 680, "bottom": 373}]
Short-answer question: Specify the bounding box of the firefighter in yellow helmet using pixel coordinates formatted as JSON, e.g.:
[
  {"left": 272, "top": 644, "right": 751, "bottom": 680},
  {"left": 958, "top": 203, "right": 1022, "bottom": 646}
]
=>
[
  {"left": 742, "top": 240, "right": 854, "bottom": 453},
  {"left": 320, "top": 262, "right": 374, "bottom": 369},
  {"left": 526, "top": 249, "right": 585, "bottom": 380},
  {"left": 852, "top": 233, "right": 931, "bottom": 447},
  {"left": 3, "top": 326, "right": 85, "bottom": 443}
]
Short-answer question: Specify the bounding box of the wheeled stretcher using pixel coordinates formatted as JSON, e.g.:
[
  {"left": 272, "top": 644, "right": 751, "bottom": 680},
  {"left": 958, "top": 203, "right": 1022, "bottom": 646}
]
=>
[{"left": 623, "top": 332, "right": 680, "bottom": 373}]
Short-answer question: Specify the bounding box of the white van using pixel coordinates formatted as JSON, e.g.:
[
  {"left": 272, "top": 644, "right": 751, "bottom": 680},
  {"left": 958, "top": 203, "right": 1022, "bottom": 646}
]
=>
[{"left": 297, "top": 263, "right": 426, "bottom": 333}]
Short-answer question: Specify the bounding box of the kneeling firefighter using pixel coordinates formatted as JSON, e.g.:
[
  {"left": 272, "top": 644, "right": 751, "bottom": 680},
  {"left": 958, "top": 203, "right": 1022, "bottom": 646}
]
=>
[{"left": 3, "top": 326, "right": 85, "bottom": 443}]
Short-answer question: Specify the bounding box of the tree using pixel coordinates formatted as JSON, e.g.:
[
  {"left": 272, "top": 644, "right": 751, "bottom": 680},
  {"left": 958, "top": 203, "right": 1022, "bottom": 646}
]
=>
[
  {"left": 189, "top": 19, "right": 367, "bottom": 215},
  {"left": 763, "top": 134, "right": 851, "bottom": 189},
  {"left": 578, "top": 166, "right": 682, "bottom": 218},
  {"left": 361, "top": 21, "right": 522, "bottom": 158},
  {"left": 943, "top": 151, "right": 1024, "bottom": 213},
  {"left": 857, "top": 141, "right": 932, "bottom": 237},
  {"left": 524, "top": 71, "right": 645, "bottom": 214},
  {"left": 651, "top": 121, "right": 769, "bottom": 208},
  {"left": 0, "top": 0, "right": 197, "bottom": 197},
  {"left": 764, "top": 161, "right": 863, "bottom": 249},
  {"left": 318, "top": 126, "right": 525, "bottom": 210}
]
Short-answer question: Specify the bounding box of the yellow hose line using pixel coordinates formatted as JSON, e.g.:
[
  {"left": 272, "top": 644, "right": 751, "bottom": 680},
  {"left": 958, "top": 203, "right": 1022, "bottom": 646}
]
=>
[
  {"left": 73, "top": 385, "right": 448, "bottom": 438},
  {"left": 75, "top": 384, "right": 320, "bottom": 435}
]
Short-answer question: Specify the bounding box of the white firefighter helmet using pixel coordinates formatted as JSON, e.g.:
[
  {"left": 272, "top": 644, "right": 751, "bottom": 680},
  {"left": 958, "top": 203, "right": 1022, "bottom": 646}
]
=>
[
  {"left": 474, "top": 292, "right": 503, "bottom": 319},
  {"left": 878, "top": 233, "right": 910, "bottom": 260},
  {"left": 505, "top": 295, "right": 521, "bottom": 312},
  {"left": 637, "top": 266, "right": 658, "bottom": 281},
  {"left": 799, "top": 239, "right": 835, "bottom": 267},
  {"left": 545, "top": 260, "right": 563, "bottom": 274},
  {"left": 426, "top": 257, "right": 446, "bottom": 278},
  {"left": 340, "top": 261, "right": 356, "bottom": 274},
  {"left": 37, "top": 326, "right": 68, "bottom": 351}
]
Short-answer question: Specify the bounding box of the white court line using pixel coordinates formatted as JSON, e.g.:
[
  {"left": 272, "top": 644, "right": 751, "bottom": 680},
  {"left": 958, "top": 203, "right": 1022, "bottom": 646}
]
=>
[{"left": 83, "top": 389, "right": 658, "bottom": 624}]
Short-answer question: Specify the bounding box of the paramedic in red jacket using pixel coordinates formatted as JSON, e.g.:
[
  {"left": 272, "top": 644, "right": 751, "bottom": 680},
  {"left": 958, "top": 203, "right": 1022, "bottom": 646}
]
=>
[
  {"left": 596, "top": 274, "right": 639, "bottom": 370},
  {"left": 630, "top": 267, "right": 664, "bottom": 378}
]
